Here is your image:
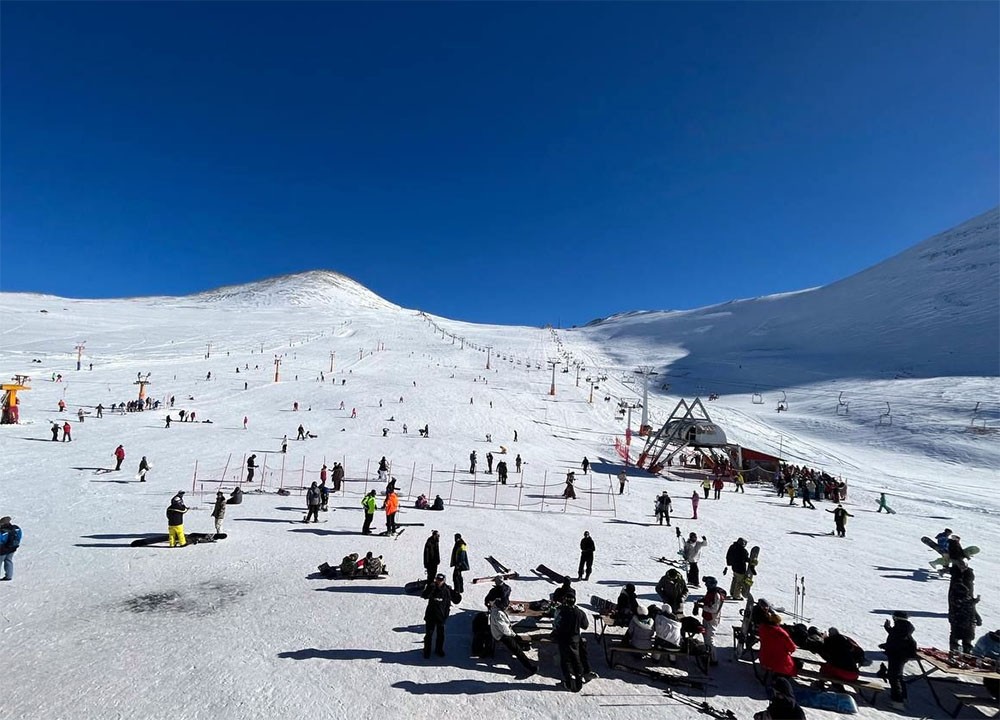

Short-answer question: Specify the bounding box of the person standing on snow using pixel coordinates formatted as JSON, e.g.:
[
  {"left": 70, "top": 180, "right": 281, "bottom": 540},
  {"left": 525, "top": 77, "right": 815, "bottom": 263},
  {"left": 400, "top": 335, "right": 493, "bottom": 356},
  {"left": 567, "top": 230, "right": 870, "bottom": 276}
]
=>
[
  {"left": 246, "top": 454, "right": 257, "bottom": 484},
  {"left": 361, "top": 490, "right": 377, "bottom": 534},
  {"left": 655, "top": 491, "right": 672, "bottom": 526},
  {"left": 378, "top": 456, "right": 389, "bottom": 482},
  {"left": 211, "top": 491, "right": 227, "bottom": 535},
  {"left": 166, "top": 492, "right": 188, "bottom": 547},
  {"left": 577, "top": 531, "right": 595, "bottom": 581},
  {"left": 469, "top": 451, "right": 477, "bottom": 474},
  {"left": 618, "top": 469, "right": 628, "bottom": 495},
  {"left": 383, "top": 488, "right": 399, "bottom": 534},
  {"left": 553, "top": 590, "right": 590, "bottom": 691},
  {"left": 690, "top": 490, "right": 700, "bottom": 519},
  {"left": 880, "top": 611, "right": 917, "bottom": 709},
  {"left": 319, "top": 476, "right": 330, "bottom": 512},
  {"left": 423, "top": 530, "right": 441, "bottom": 581},
  {"left": 486, "top": 452, "right": 494, "bottom": 475},
  {"left": 62, "top": 421, "right": 72, "bottom": 442},
  {"left": 582, "top": 457, "right": 590, "bottom": 474},
  {"left": 305, "top": 482, "right": 322, "bottom": 523},
  {"left": 0, "top": 516, "right": 23, "bottom": 582},
  {"left": 332, "top": 462, "right": 344, "bottom": 493},
  {"left": 515, "top": 454, "right": 522, "bottom": 473},
  {"left": 712, "top": 476, "right": 724, "bottom": 500},
  {"left": 726, "top": 537, "right": 750, "bottom": 601},
  {"left": 421, "top": 573, "right": 462, "bottom": 659},
  {"left": 700, "top": 477, "right": 711, "bottom": 499},
  {"left": 50, "top": 422, "right": 60, "bottom": 441},
  {"left": 114, "top": 444, "right": 125, "bottom": 470},
  {"left": 450, "top": 533, "right": 469, "bottom": 593},
  {"left": 826, "top": 504, "right": 854, "bottom": 537},
  {"left": 137, "top": 456, "right": 151, "bottom": 482},
  {"left": 683, "top": 533, "right": 708, "bottom": 587},
  {"left": 877, "top": 493, "right": 895, "bottom": 514}
]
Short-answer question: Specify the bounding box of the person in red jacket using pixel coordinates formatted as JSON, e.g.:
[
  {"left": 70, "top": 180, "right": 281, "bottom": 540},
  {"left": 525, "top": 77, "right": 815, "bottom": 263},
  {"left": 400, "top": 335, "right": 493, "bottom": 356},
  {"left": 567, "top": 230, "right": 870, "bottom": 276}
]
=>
[
  {"left": 62, "top": 421, "right": 72, "bottom": 442},
  {"left": 758, "top": 609, "right": 800, "bottom": 680},
  {"left": 114, "top": 444, "right": 126, "bottom": 471}
]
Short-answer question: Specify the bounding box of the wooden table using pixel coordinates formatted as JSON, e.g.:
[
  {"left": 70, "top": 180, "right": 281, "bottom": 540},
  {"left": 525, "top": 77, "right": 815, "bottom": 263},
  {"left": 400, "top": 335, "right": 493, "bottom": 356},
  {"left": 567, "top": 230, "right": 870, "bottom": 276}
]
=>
[{"left": 910, "top": 649, "right": 1000, "bottom": 717}]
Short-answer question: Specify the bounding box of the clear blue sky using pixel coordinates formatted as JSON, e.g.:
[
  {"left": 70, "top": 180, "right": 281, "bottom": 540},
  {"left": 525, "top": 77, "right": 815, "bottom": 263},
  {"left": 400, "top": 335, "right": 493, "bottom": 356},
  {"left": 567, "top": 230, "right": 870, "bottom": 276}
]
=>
[{"left": 2, "top": 2, "right": 997, "bottom": 326}]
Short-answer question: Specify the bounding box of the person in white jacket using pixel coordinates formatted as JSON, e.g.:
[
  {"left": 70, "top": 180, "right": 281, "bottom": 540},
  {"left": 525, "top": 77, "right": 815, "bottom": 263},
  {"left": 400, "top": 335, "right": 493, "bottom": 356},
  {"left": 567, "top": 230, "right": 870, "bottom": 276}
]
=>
[
  {"left": 683, "top": 533, "right": 708, "bottom": 587},
  {"left": 695, "top": 575, "right": 726, "bottom": 665},
  {"left": 625, "top": 605, "right": 656, "bottom": 651},
  {"left": 488, "top": 599, "right": 538, "bottom": 675}
]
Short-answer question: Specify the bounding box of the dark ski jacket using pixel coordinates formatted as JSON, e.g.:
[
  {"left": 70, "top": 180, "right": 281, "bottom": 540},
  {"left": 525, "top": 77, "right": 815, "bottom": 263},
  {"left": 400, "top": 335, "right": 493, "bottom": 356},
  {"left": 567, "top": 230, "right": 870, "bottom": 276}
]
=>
[
  {"left": 0, "top": 523, "right": 22, "bottom": 554},
  {"left": 726, "top": 542, "right": 749, "bottom": 574},
  {"left": 948, "top": 583, "right": 981, "bottom": 636},
  {"left": 820, "top": 631, "right": 865, "bottom": 672},
  {"left": 332, "top": 464, "right": 345, "bottom": 485},
  {"left": 761, "top": 695, "right": 806, "bottom": 720},
  {"left": 579, "top": 535, "right": 595, "bottom": 556},
  {"left": 553, "top": 604, "right": 589, "bottom": 642},
  {"left": 166, "top": 500, "right": 188, "bottom": 527},
  {"left": 450, "top": 541, "right": 469, "bottom": 571},
  {"left": 422, "top": 581, "right": 461, "bottom": 623},
  {"left": 947, "top": 538, "right": 967, "bottom": 562},
  {"left": 656, "top": 570, "right": 688, "bottom": 608},
  {"left": 423, "top": 536, "right": 440, "bottom": 569},
  {"left": 881, "top": 619, "right": 917, "bottom": 663},
  {"left": 211, "top": 495, "right": 226, "bottom": 519},
  {"left": 485, "top": 582, "right": 511, "bottom": 610}
]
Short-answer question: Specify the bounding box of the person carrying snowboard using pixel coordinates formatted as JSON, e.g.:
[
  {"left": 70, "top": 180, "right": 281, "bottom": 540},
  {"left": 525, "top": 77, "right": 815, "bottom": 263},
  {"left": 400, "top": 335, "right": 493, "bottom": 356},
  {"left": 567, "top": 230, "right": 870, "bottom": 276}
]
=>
[
  {"left": 876, "top": 492, "right": 895, "bottom": 514},
  {"left": 137, "top": 456, "right": 150, "bottom": 482},
  {"left": 826, "top": 504, "right": 853, "bottom": 537}
]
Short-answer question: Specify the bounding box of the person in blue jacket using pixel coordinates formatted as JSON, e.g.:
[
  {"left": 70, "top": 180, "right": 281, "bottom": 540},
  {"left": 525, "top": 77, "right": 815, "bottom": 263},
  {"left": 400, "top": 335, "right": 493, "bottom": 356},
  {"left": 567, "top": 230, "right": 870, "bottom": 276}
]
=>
[{"left": 0, "top": 516, "right": 23, "bottom": 581}]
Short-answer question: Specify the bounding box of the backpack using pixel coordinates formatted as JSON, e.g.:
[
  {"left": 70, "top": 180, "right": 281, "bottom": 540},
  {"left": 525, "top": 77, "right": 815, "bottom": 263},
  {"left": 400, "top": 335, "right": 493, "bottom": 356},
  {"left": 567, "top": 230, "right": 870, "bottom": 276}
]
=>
[{"left": 340, "top": 553, "right": 359, "bottom": 577}]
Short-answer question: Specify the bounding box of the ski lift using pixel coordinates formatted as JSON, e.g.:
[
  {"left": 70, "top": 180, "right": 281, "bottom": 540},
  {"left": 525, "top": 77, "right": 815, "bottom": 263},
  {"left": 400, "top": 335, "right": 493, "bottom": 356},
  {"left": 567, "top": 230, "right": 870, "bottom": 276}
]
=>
[
  {"left": 836, "top": 391, "right": 849, "bottom": 416},
  {"left": 751, "top": 389, "right": 763, "bottom": 405},
  {"left": 776, "top": 391, "right": 788, "bottom": 413},
  {"left": 878, "top": 401, "right": 892, "bottom": 426}
]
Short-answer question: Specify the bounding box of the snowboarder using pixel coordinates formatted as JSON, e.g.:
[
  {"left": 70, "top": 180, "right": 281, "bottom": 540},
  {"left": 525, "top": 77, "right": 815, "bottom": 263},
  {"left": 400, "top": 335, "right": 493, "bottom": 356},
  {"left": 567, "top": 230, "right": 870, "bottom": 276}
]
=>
[
  {"left": 581, "top": 457, "right": 590, "bottom": 474},
  {"left": 0, "top": 516, "right": 22, "bottom": 582},
  {"left": 578, "top": 531, "right": 595, "bottom": 580},
  {"left": 432, "top": 495, "right": 444, "bottom": 511},
  {"left": 350, "top": 408, "right": 357, "bottom": 418},
  {"left": 877, "top": 492, "right": 895, "bottom": 514},
  {"left": 469, "top": 451, "right": 477, "bottom": 474},
  {"left": 246, "top": 454, "right": 257, "bottom": 483},
  {"left": 655, "top": 491, "right": 672, "bottom": 526},
  {"left": 734, "top": 472, "right": 745, "bottom": 493},
  {"left": 936, "top": 529, "right": 953, "bottom": 553},
  {"left": 826, "top": 504, "right": 854, "bottom": 537},
  {"left": 450, "top": 533, "right": 469, "bottom": 594},
  {"left": 304, "top": 482, "right": 322, "bottom": 523},
  {"left": 726, "top": 537, "right": 750, "bottom": 600},
  {"left": 383, "top": 488, "right": 399, "bottom": 534},
  {"left": 361, "top": 490, "right": 377, "bottom": 534},
  {"left": 137, "top": 456, "right": 150, "bottom": 482},
  {"left": 421, "top": 573, "right": 462, "bottom": 659},
  {"left": 801, "top": 481, "right": 816, "bottom": 510},
  {"left": 683, "top": 533, "right": 708, "bottom": 587},
  {"left": 618, "top": 469, "right": 628, "bottom": 495},
  {"left": 211, "top": 491, "right": 227, "bottom": 535},
  {"left": 563, "top": 471, "right": 577, "bottom": 499},
  {"left": 691, "top": 490, "right": 700, "bottom": 519},
  {"left": 166, "top": 492, "right": 188, "bottom": 547},
  {"left": 114, "top": 444, "right": 125, "bottom": 471},
  {"left": 423, "top": 530, "right": 440, "bottom": 581}
]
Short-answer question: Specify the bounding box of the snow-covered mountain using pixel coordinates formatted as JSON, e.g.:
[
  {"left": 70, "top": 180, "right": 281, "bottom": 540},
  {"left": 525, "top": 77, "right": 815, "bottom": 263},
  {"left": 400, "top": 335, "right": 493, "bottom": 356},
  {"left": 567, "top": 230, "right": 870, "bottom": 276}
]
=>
[{"left": 189, "top": 269, "right": 400, "bottom": 311}]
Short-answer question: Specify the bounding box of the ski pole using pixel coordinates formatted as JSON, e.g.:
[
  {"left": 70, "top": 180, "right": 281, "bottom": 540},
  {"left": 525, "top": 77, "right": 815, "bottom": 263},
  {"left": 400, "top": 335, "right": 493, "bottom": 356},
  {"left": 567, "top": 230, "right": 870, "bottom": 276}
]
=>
[
  {"left": 801, "top": 576, "right": 806, "bottom": 619},
  {"left": 794, "top": 574, "right": 798, "bottom": 617}
]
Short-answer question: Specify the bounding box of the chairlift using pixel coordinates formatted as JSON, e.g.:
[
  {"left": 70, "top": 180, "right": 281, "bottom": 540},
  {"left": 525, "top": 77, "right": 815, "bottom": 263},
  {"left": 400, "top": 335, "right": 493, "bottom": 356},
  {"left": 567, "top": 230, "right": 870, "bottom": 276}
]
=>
[
  {"left": 751, "top": 389, "right": 764, "bottom": 405},
  {"left": 776, "top": 391, "right": 788, "bottom": 413},
  {"left": 878, "top": 401, "right": 892, "bottom": 426},
  {"left": 836, "top": 391, "right": 849, "bottom": 416}
]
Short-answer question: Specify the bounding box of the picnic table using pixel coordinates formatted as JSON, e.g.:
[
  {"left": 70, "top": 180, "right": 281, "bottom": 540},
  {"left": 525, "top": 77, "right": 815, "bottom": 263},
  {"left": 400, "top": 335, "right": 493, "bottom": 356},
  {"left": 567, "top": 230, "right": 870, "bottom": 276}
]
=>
[{"left": 909, "top": 648, "right": 999, "bottom": 717}]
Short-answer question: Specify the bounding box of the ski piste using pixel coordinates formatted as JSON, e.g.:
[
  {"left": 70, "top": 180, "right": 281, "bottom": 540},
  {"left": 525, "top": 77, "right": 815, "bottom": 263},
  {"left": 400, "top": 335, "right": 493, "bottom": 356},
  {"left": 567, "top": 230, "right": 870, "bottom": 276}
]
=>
[
  {"left": 534, "top": 564, "right": 571, "bottom": 584},
  {"left": 472, "top": 571, "right": 519, "bottom": 584},
  {"left": 610, "top": 663, "right": 712, "bottom": 691},
  {"left": 486, "top": 556, "right": 511, "bottom": 574},
  {"left": 129, "top": 532, "right": 227, "bottom": 547}
]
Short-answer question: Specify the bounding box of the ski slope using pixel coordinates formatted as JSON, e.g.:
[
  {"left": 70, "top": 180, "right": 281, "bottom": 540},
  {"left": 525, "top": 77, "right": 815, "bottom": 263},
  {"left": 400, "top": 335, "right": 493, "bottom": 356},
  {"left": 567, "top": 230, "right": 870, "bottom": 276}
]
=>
[{"left": 0, "top": 209, "right": 998, "bottom": 720}]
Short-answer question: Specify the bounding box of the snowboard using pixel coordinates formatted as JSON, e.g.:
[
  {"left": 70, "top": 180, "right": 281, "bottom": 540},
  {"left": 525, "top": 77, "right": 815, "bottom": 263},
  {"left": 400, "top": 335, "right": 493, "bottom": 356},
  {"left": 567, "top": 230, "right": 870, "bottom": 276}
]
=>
[
  {"left": 654, "top": 555, "right": 687, "bottom": 569},
  {"left": 472, "top": 571, "right": 518, "bottom": 584},
  {"left": 129, "top": 532, "right": 227, "bottom": 547},
  {"left": 534, "top": 564, "right": 571, "bottom": 584},
  {"left": 733, "top": 593, "right": 756, "bottom": 661},
  {"left": 793, "top": 687, "right": 858, "bottom": 714},
  {"left": 590, "top": 595, "right": 618, "bottom": 619},
  {"left": 486, "top": 556, "right": 511, "bottom": 574},
  {"left": 405, "top": 579, "right": 430, "bottom": 595},
  {"left": 741, "top": 546, "right": 760, "bottom": 596}
]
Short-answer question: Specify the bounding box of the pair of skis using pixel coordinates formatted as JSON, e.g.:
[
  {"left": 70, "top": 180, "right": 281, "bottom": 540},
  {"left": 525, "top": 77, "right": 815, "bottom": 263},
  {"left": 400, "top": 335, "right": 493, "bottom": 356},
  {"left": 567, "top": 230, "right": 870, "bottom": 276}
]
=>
[{"left": 471, "top": 556, "right": 518, "bottom": 584}]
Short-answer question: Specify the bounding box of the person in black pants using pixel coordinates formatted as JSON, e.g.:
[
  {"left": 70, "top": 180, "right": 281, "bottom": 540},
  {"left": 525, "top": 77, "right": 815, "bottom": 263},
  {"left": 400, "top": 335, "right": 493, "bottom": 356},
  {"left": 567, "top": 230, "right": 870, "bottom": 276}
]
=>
[
  {"left": 421, "top": 573, "right": 461, "bottom": 658},
  {"left": 553, "top": 592, "right": 590, "bottom": 691},
  {"left": 423, "top": 530, "right": 440, "bottom": 582},
  {"left": 578, "top": 531, "right": 595, "bottom": 580},
  {"left": 880, "top": 611, "right": 917, "bottom": 709}
]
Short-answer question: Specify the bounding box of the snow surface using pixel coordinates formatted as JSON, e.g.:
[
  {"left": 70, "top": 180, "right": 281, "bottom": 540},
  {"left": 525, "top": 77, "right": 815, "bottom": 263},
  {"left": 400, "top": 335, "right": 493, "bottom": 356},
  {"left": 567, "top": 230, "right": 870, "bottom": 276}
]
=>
[{"left": 0, "top": 209, "right": 998, "bottom": 720}]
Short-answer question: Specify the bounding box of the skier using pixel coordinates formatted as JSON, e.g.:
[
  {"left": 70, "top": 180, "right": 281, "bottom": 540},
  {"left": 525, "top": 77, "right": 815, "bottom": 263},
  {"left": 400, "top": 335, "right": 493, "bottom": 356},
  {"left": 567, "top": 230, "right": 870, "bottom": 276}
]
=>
[
  {"left": 50, "top": 423, "right": 60, "bottom": 441},
  {"left": 450, "top": 533, "right": 469, "bottom": 594},
  {"left": 423, "top": 530, "right": 441, "bottom": 581},
  {"left": 515, "top": 454, "right": 522, "bottom": 473},
  {"left": 880, "top": 611, "right": 917, "bottom": 710},
  {"left": 350, "top": 408, "right": 357, "bottom": 418},
  {"left": 58, "top": 399, "right": 66, "bottom": 412},
  {"left": 577, "top": 531, "right": 595, "bottom": 581},
  {"left": 489, "top": 598, "right": 538, "bottom": 675},
  {"left": 726, "top": 538, "right": 750, "bottom": 601},
  {"left": 553, "top": 591, "right": 590, "bottom": 691},
  {"left": 166, "top": 492, "right": 188, "bottom": 547},
  {"left": 486, "top": 452, "right": 494, "bottom": 475},
  {"left": 581, "top": 457, "right": 590, "bottom": 474},
  {"left": 361, "top": 490, "right": 377, "bottom": 535},
  {"left": 0, "top": 516, "right": 22, "bottom": 582},
  {"left": 62, "top": 421, "right": 72, "bottom": 442},
  {"left": 655, "top": 491, "right": 672, "bottom": 526},
  {"left": 211, "top": 491, "right": 227, "bottom": 535},
  {"left": 485, "top": 575, "right": 512, "bottom": 611},
  {"left": 694, "top": 576, "right": 725, "bottom": 665},
  {"left": 826, "top": 504, "right": 854, "bottom": 537},
  {"left": 304, "top": 482, "right": 322, "bottom": 523},
  {"left": 421, "top": 573, "right": 462, "bottom": 659},
  {"left": 281, "top": 435, "right": 288, "bottom": 454},
  {"left": 383, "top": 488, "right": 399, "bottom": 534},
  {"left": 691, "top": 490, "right": 700, "bottom": 519},
  {"left": 683, "top": 533, "right": 708, "bottom": 587},
  {"left": 137, "top": 456, "right": 150, "bottom": 482},
  {"left": 469, "top": 451, "right": 477, "bottom": 474},
  {"left": 877, "top": 492, "right": 895, "bottom": 514},
  {"left": 114, "top": 444, "right": 125, "bottom": 471},
  {"left": 618, "top": 469, "right": 628, "bottom": 495},
  {"left": 297, "top": 424, "right": 305, "bottom": 441}
]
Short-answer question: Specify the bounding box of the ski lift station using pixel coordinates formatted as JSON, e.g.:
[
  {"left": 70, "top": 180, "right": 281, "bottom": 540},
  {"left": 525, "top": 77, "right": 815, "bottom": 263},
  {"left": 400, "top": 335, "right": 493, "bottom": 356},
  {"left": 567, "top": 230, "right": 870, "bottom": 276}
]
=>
[{"left": 636, "top": 397, "right": 730, "bottom": 473}]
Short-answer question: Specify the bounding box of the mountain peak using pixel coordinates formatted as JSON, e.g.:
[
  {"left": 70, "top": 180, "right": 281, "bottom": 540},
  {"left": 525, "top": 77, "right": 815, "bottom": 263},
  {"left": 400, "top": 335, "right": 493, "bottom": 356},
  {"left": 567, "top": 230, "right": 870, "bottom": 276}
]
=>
[{"left": 189, "top": 270, "right": 399, "bottom": 310}]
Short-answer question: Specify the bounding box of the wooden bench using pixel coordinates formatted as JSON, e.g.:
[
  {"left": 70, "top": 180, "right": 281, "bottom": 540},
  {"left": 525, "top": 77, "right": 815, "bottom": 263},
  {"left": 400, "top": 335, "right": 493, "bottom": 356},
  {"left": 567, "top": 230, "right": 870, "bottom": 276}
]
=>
[
  {"left": 794, "top": 665, "right": 884, "bottom": 706},
  {"left": 949, "top": 690, "right": 999, "bottom": 718}
]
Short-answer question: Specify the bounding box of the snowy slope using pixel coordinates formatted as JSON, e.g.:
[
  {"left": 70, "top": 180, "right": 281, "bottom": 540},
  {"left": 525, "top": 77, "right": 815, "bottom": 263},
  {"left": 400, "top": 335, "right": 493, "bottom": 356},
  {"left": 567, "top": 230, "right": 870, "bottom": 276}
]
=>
[{"left": 0, "top": 211, "right": 998, "bottom": 720}]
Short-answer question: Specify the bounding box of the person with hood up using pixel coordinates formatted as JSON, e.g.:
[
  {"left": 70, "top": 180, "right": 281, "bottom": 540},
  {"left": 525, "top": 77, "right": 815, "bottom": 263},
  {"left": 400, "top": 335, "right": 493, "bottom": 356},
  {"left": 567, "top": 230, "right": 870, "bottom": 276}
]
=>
[
  {"left": 616, "top": 583, "right": 639, "bottom": 626},
  {"left": 304, "top": 481, "right": 322, "bottom": 523},
  {"left": 625, "top": 604, "right": 655, "bottom": 651},
  {"left": 753, "top": 676, "right": 806, "bottom": 720},
  {"left": 451, "top": 533, "right": 469, "bottom": 593},
  {"left": 880, "top": 611, "right": 917, "bottom": 709},
  {"left": 758, "top": 608, "right": 799, "bottom": 680},
  {"left": 655, "top": 569, "right": 689, "bottom": 615}
]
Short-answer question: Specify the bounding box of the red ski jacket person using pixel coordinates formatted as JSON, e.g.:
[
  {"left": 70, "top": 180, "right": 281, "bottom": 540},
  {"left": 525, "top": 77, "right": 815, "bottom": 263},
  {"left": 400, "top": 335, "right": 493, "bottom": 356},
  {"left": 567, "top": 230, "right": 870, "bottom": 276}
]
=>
[{"left": 758, "top": 612, "right": 798, "bottom": 678}]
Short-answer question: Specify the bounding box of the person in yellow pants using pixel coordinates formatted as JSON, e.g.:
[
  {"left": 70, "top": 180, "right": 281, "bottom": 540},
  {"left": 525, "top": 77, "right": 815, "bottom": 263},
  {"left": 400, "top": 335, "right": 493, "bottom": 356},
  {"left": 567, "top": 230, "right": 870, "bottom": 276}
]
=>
[{"left": 167, "top": 491, "right": 189, "bottom": 547}]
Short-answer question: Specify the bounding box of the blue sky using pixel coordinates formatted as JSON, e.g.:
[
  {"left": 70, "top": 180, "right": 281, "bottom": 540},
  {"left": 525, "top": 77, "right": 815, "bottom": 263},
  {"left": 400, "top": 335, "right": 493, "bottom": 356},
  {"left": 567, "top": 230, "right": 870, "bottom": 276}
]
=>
[{"left": 2, "top": 2, "right": 997, "bottom": 326}]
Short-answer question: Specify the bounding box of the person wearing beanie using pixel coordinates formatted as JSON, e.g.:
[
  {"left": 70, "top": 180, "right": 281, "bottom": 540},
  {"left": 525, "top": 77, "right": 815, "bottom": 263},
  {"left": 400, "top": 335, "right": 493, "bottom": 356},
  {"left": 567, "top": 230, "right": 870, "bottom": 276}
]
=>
[
  {"left": 485, "top": 575, "right": 511, "bottom": 611},
  {"left": 361, "top": 490, "right": 377, "bottom": 535},
  {"left": 421, "top": 573, "right": 462, "bottom": 659},
  {"left": 450, "top": 534, "right": 469, "bottom": 594},
  {"left": 0, "top": 516, "right": 22, "bottom": 581},
  {"left": 683, "top": 533, "right": 708, "bottom": 587},
  {"left": 758, "top": 610, "right": 799, "bottom": 679},
  {"left": 211, "top": 491, "right": 227, "bottom": 535},
  {"left": 166, "top": 493, "right": 188, "bottom": 547},
  {"left": 625, "top": 604, "right": 655, "bottom": 651},
  {"left": 880, "top": 611, "right": 917, "bottom": 708},
  {"left": 696, "top": 576, "right": 726, "bottom": 665},
  {"left": 488, "top": 597, "right": 538, "bottom": 676},
  {"left": 726, "top": 537, "right": 750, "bottom": 600},
  {"left": 754, "top": 676, "right": 805, "bottom": 720},
  {"left": 616, "top": 583, "right": 639, "bottom": 627}
]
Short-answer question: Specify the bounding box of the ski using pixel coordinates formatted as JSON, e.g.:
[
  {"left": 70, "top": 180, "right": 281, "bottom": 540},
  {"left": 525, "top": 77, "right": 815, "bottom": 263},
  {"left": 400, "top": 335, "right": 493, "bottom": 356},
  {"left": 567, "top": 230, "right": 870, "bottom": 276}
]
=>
[
  {"left": 486, "top": 556, "right": 511, "bottom": 574},
  {"left": 394, "top": 522, "right": 426, "bottom": 527},
  {"left": 653, "top": 555, "right": 687, "bottom": 569},
  {"left": 662, "top": 687, "right": 736, "bottom": 719},
  {"left": 472, "top": 571, "right": 519, "bottom": 584},
  {"left": 377, "top": 528, "right": 406, "bottom": 539}
]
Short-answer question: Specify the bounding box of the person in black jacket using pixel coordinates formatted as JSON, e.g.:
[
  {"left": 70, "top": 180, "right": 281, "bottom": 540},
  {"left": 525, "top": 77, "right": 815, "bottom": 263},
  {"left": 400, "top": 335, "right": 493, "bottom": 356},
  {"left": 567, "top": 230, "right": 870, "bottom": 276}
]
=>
[
  {"left": 553, "top": 591, "right": 590, "bottom": 691},
  {"left": 948, "top": 569, "right": 981, "bottom": 655},
  {"left": 423, "top": 530, "right": 441, "bottom": 581},
  {"left": 616, "top": 584, "right": 639, "bottom": 626},
  {"left": 421, "top": 573, "right": 462, "bottom": 658},
  {"left": 880, "top": 611, "right": 917, "bottom": 709},
  {"left": 577, "top": 531, "right": 595, "bottom": 581},
  {"left": 656, "top": 569, "right": 689, "bottom": 615},
  {"left": 726, "top": 538, "right": 750, "bottom": 600},
  {"left": 485, "top": 576, "right": 512, "bottom": 611},
  {"left": 166, "top": 492, "right": 188, "bottom": 547},
  {"left": 753, "top": 676, "right": 805, "bottom": 720}
]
